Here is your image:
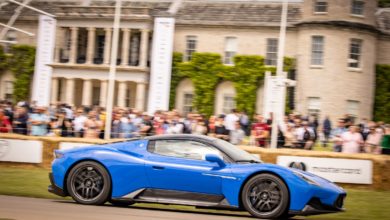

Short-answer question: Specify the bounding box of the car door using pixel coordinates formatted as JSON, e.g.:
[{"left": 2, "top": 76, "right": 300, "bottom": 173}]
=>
[{"left": 145, "top": 139, "right": 231, "bottom": 196}]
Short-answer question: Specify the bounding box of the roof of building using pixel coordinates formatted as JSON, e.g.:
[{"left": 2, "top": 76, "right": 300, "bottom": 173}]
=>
[
  {"left": 0, "top": 0, "right": 389, "bottom": 34},
  {"left": 175, "top": 2, "right": 301, "bottom": 27}
]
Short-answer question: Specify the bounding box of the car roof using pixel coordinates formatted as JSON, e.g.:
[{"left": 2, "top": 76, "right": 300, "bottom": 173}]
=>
[{"left": 144, "top": 134, "right": 218, "bottom": 142}]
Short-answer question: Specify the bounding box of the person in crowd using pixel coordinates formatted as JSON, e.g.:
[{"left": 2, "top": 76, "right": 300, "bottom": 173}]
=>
[
  {"left": 251, "top": 114, "right": 270, "bottom": 147},
  {"left": 83, "top": 110, "right": 102, "bottom": 139},
  {"left": 192, "top": 118, "right": 208, "bottom": 135},
  {"left": 230, "top": 121, "right": 245, "bottom": 145},
  {"left": 166, "top": 114, "right": 184, "bottom": 134},
  {"left": 224, "top": 109, "right": 239, "bottom": 133},
  {"left": 207, "top": 115, "right": 216, "bottom": 134},
  {"left": 29, "top": 106, "right": 50, "bottom": 136},
  {"left": 283, "top": 124, "right": 297, "bottom": 148},
  {"left": 0, "top": 109, "right": 12, "bottom": 133},
  {"left": 12, "top": 106, "right": 28, "bottom": 135},
  {"left": 119, "top": 110, "right": 137, "bottom": 138},
  {"left": 364, "top": 124, "right": 383, "bottom": 154},
  {"left": 182, "top": 113, "right": 193, "bottom": 134},
  {"left": 322, "top": 116, "right": 332, "bottom": 147},
  {"left": 54, "top": 110, "right": 73, "bottom": 137},
  {"left": 341, "top": 125, "right": 364, "bottom": 154},
  {"left": 295, "top": 121, "right": 315, "bottom": 150},
  {"left": 330, "top": 119, "right": 348, "bottom": 152},
  {"left": 73, "top": 108, "right": 87, "bottom": 138},
  {"left": 239, "top": 110, "right": 250, "bottom": 136},
  {"left": 139, "top": 113, "right": 153, "bottom": 136},
  {"left": 214, "top": 116, "right": 229, "bottom": 140},
  {"left": 359, "top": 118, "right": 370, "bottom": 141},
  {"left": 381, "top": 125, "right": 390, "bottom": 155},
  {"left": 111, "top": 111, "right": 122, "bottom": 138}
]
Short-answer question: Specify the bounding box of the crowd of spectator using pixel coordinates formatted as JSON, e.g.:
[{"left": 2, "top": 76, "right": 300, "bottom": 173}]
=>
[{"left": 0, "top": 100, "right": 389, "bottom": 155}]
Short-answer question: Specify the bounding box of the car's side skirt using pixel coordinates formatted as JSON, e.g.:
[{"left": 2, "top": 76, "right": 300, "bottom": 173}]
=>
[{"left": 117, "top": 188, "right": 237, "bottom": 209}]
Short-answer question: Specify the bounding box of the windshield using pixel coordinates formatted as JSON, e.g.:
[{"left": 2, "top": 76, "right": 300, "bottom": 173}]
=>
[{"left": 214, "top": 139, "right": 262, "bottom": 163}]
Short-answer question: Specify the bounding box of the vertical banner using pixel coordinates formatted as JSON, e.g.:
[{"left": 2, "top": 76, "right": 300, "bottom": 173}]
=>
[
  {"left": 32, "top": 15, "right": 57, "bottom": 107},
  {"left": 147, "top": 17, "right": 175, "bottom": 114},
  {"left": 263, "top": 72, "right": 286, "bottom": 122}
]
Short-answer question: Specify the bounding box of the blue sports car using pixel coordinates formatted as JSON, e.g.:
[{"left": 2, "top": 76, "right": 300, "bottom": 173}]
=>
[{"left": 49, "top": 134, "right": 346, "bottom": 219}]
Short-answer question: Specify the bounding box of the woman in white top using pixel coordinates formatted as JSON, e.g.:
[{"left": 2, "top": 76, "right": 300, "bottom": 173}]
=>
[{"left": 341, "top": 125, "right": 364, "bottom": 153}]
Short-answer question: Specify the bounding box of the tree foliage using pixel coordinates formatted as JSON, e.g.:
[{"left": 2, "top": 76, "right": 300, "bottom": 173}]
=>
[
  {"left": 7, "top": 45, "right": 36, "bottom": 103},
  {"left": 379, "top": 0, "right": 390, "bottom": 7},
  {"left": 177, "top": 53, "right": 224, "bottom": 116},
  {"left": 170, "top": 52, "right": 294, "bottom": 117},
  {"left": 169, "top": 52, "right": 184, "bottom": 110},
  {"left": 374, "top": 65, "right": 390, "bottom": 123},
  {"left": 0, "top": 46, "right": 7, "bottom": 72}
]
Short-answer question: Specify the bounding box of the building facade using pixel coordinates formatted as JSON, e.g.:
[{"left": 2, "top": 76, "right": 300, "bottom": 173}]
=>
[{"left": 1, "top": 0, "right": 390, "bottom": 123}]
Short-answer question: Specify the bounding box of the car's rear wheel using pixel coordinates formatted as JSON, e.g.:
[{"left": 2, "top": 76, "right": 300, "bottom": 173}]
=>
[
  {"left": 241, "top": 173, "right": 289, "bottom": 219},
  {"left": 67, "top": 161, "right": 111, "bottom": 205}
]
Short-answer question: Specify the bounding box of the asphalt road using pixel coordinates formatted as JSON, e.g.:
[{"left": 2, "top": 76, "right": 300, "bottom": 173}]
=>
[{"left": 0, "top": 195, "right": 255, "bottom": 220}]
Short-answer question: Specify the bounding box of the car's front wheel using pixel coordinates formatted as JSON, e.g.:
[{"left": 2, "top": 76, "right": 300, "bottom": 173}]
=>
[
  {"left": 67, "top": 161, "right": 111, "bottom": 205},
  {"left": 241, "top": 173, "right": 289, "bottom": 219}
]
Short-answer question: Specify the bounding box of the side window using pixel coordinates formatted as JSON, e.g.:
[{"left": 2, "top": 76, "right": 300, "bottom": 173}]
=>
[{"left": 149, "top": 140, "right": 223, "bottom": 161}]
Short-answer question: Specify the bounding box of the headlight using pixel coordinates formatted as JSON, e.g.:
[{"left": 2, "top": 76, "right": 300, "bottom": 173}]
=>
[
  {"left": 53, "top": 150, "right": 64, "bottom": 159},
  {"left": 293, "top": 171, "right": 320, "bottom": 186}
]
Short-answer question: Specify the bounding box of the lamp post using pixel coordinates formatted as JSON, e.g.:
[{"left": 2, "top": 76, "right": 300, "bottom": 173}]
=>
[
  {"left": 104, "top": 0, "right": 122, "bottom": 140},
  {"left": 270, "top": 0, "right": 288, "bottom": 149}
]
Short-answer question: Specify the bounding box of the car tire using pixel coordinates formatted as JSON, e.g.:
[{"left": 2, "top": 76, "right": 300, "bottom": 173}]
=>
[
  {"left": 67, "top": 161, "right": 111, "bottom": 205},
  {"left": 241, "top": 173, "right": 289, "bottom": 219}
]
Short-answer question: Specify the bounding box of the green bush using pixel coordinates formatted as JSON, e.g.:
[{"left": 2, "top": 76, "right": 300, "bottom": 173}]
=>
[
  {"left": 0, "top": 46, "right": 7, "bottom": 71},
  {"left": 8, "top": 45, "right": 36, "bottom": 103},
  {"left": 170, "top": 52, "right": 294, "bottom": 117},
  {"left": 374, "top": 65, "right": 390, "bottom": 123}
]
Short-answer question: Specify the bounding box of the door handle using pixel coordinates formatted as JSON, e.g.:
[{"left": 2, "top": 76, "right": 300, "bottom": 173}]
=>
[{"left": 152, "top": 166, "right": 165, "bottom": 170}]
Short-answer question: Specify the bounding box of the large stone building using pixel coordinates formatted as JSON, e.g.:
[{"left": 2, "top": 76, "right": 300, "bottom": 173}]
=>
[{"left": 1, "top": 0, "right": 390, "bottom": 123}]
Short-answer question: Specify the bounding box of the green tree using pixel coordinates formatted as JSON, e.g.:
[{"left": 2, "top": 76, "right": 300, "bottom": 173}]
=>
[
  {"left": 170, "top": 52, "right": 295, "bottom": 117},
  {"left": 374, "top": 65, "right": 390, "bottom": 123},
  {"left": 177, "top": 53, "right": 223, "bottom": 116},
  {"left": 229, "top": 55, "right": 266, "bottom": 117},
  {"left": 379, "top": 0, "right": 390, "bottom": 7},
  {"left": 8, "top": 45, "right": 36, "bottom": 103},
  {"left": 0, "top": 46, "right": 7, "bottom": 71},
  {"left": 169, "top": 52, "right": 184, "bottom": 110}
]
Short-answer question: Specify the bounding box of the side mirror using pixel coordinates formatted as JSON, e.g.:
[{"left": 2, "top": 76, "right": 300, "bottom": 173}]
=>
[{"left": 205, "top": 154, "right": 226, "bottom": 168}]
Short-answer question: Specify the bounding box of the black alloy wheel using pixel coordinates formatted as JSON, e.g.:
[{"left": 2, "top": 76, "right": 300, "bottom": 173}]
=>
[
  {"left": 67, "top": 161, "right": 111, "bottom": 205},
  {"left": 242, "top": 173, "right": 289, "bottom": 219}
]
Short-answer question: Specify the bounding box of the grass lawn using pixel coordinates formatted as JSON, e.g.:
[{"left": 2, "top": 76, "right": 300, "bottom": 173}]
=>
[{"left": 0, "top": 166, "right": 389, "bottom": 219}]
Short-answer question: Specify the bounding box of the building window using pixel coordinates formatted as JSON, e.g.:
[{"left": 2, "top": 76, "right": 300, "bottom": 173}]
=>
[
  {"left": 183, "top": 93, "right": 193, "bottom": 115},
  {"left": 185, "top": 36, "right": 197, "bottom": 61},
  {"left": 129, "top": 33, "right": 140, "bottom": 66},
  {"left": 4, "top": 81, "right": 14, "bottom": 100},
  {"left": 348, "top": 38, "right": 362, "bottom": 68},
  {"left": 265, "top": 38, "right": 278, "bottom": 66},
  {"left": 311, "top": 36, "right": 324, "bottom": 65},
  {"left": 224, "top": 37, "right": 237, "bottom": 65},
  {"left": 346, "top": 100, "right": 360, "bottom": 118},
  {"left": 351, "top": 0, "right": 364, "bottom": 15},
  {"left": 307, "top": 97, "right": 321, "bottom": 117},
  {"left": 314, "top": 0, "right": 328, "bottom": 13},
  {"left": 4, "top": 30, "right": 17, "bottom": 53},
  {"left": 223, "top": 95, "right": 236, "bottom": 114}
]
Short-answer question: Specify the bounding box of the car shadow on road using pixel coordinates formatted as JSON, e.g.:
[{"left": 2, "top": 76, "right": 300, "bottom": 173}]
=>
[{"left": 53, "top": 200, "right": 335, "bottom": 220}]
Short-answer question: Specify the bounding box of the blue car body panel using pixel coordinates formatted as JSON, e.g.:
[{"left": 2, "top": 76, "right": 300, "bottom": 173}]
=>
[{"left": 50, "top": 137, "right": 346, "bottom": 213}]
